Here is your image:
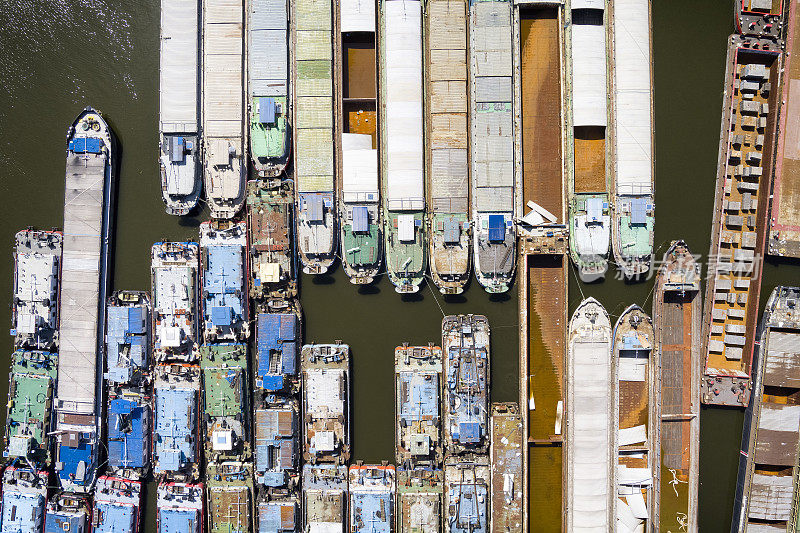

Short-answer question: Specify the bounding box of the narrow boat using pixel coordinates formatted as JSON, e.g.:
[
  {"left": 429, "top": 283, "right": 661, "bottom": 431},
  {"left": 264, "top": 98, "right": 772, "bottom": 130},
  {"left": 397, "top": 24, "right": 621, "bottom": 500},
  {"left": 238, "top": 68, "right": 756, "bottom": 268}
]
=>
[
  {"left": 200, "top": 221, "right": 249, "bottom": 343},
  {"left": 255, "top": 311, "right": 300, "bottom": 394},
  {"left": 293, "top": 0, "right": 336, "bottom": 275},
  {"left": 44, "top": 493, "right": 90, "bottom": 533},
  {"left": 151, "top": 241, "right": 200, "bottom": 363},
  {"left": 613, "top": 305, "right": 655, "bottom": 532},
  {"left": 301, "top": 343, "right": 351, "bottom": 463},
  {"left": 106, "top": 392, "right": 152, "bottom": 479},
  {"left": 732, "top": 286, "right": 800, "bottom": 532},
  {"left": 206, "top": 461, "right": 254, "bottom": 533},
  {"left": 159, "top": 0, "right": 201, "bottom": 215},
  {"left": 4, "top": 349, "right": 58, "bottom": 466},
  {"left": 202, "top": 0, "right": 246, "bottom": 219},
  {"left": 425, "top": 0, "right": 470, "bottom": 295},
  {"left": 105, "top": 290, "right": 151, "bottom": 386},
  {"left": 349, "top": 464, "right": 395, "bottom": 533},
  {"left": 153, "top": 363, "right": 201, "bottom": 480},
  {"left": 610, "top": 0, "right": 655, "bottom": 278},
  {"left": 254, "top": 396, "right": 299, "bottom": 489},
  {"left": 379, "top": 0, "right": 427, "bottom": 293},
  {"left": 567, "top": 4, "right": 610, "bottom": 282},
  {"left": 12, "top": 229, "right": 62, "bottom": 350},
  {"left": 302, "top": 465, "right": 348, "bottom": 532},
  {"left": 157, "top": 481, "right": 204, "bottom": 533},
  {"left": 566, "top": 297, "right": 613, "bottom": 530},
  {"left": 489, "top": 403, "right": 523, "bottom": 533},
  {"left": 246, "top": 179, "right": 297, "bottom": 308},
  {"left": 442, "top": 314, "right": 490, "bottom": 454},
  {"left": 93, "top": 476, "right": 142, "bottom": 533},
  {"left": 248, "top": 0, "right": 290, "bottom": 176},
  {"left": 338, "top": 0, "right": 380, "bottom": 285},
  {"left": 394, "top": 344, "right": 443, "bottom": 468},
  {"left": 469, "top": 0, "right": 516, "bottom": 293},
  {"left": 395, "top": 468, "right": 442, "bottom": 533},
  {"left": 1, "top": 467, "right": 47, "bottom": 532},
  {"left": 200, "top": 344, "right": 250, "bottom": 462},
  {"left": 652, "top": 240, "right": 700, "bottom": 532},
  {"left": 257, "top": 496, "right": 299, "bottom": 533},
  {"left": 443, "top": 456, "right": 489, "bottom": 533}
]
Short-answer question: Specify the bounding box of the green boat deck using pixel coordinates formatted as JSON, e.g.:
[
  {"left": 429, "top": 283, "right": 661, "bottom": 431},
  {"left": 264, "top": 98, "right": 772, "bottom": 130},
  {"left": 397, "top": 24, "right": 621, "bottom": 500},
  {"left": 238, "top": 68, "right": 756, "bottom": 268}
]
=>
[
  {"left": 384, "top": 211, "right": 426, "bottom": 293},
  {"left": 250, "top": 96, "right": 289, "bottom": 166},
  {"left": 341, "top": 222, "right": 380, "bottom": 271},
  {"left": 207, "top": 461, "right": 254, "bottom": 533},
  {"left": 201, "top": 344, "right": 250, "bottom": 461}
]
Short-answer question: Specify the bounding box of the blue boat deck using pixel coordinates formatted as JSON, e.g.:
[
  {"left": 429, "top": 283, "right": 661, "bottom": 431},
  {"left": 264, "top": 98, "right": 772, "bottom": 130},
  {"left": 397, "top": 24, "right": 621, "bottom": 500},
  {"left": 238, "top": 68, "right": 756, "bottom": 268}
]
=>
[
  {"left": 201, "top": 222, "right": 248, "bottom": 342},
  {"left": 105, "top": 299, "right": 149, "bottom": 385},
  {"left": 157, "top": 482, "right": 203, "bottom": 533},
  {"left": 255, "top": 400, "right": 298, "bottom": 487},
  {"left": 2, "top": 468, "right": 48, "bottom": 533},
  {"left": 154, "top": 365, "right": 199, "bottom": 477},
  {"left": 256, "top": 313, "right": 298, "bottom": 392},
  {"left": 44, "top": 494, "right": 90, "bottom": 533},
  {"left": 93, "top": 476, "right": 141, "bottom": 533},
  {"left": 107, "top": 396, "right": 151, "bottom": 474},
  {"left": 348, "top": 466, "right": 395, "bottom": 533}
]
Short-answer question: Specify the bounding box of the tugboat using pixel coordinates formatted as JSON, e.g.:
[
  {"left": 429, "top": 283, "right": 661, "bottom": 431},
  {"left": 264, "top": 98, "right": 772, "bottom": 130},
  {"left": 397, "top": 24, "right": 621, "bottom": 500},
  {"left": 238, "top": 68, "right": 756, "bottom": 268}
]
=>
[
  {"left": 349, "top": 464, "right": 395, "bottom": 533},
  {"left": 302, "top": 465, "right": 348, "bottom": 531},
  {"left": 93, "top": 476, "right": 142, "bottom": 533},
  {"left": 301, "top": 343, "right": 351, "bottom": 463},
  {"left": 157, "top": 481, "right": 204, "bottom": 533},
  {"left": 246, "top": 179, "right": 297, "bottom": 308},
  {"left": 151, "top": 241, "right": 200, "bottom": 363},
  {"left": 3, "top": 349, "right": 58, "bottom": 466},
  {"left": 394, "top": 344, "right": 443, "bottom": 467},
  {"left": 1, "top": 467, "right": 48, "bottom": 532},
  {"left": 105, "top": 290, "right": 151, "bottom": 386},
  {"left": 206, "top": 461, "right": 254, "bottom": 533},
  {"left": 443, "top": 456, "right": 489, "bottom": 533},
  {"left": 255, "top": 311, "right": 300, "bottom": 394},
  {"left": 200, "top": 221, "right": 250, "bottom": 343},
  {"left": 254, "top": 395, "right": 299, "bottom": 488},
  {"left": 44, "top": 493, "right": 90, "bottom": 533},
  {"left": 395, "top": 468, "right": 442, "bottom": 533},
  {"left": 12, "top": 229, "right": 62, "bottom": 350},
  {"left": 153, "top": 363, "right": 201, "bottom": 480},
  {"left": 442, "top": 315, "right": 490, "bottom": 454}
]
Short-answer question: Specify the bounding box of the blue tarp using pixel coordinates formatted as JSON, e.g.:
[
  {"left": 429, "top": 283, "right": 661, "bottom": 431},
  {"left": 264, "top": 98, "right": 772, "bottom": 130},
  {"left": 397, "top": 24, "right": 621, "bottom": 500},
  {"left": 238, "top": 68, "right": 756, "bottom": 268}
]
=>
[
  {"left": 631, "top": 197, "right": 647, "bottom": 225},
  {"left": 58, "top": 441, "right": 94, "bottom": 485},
  {"left": 69, "top": 137, "right": 102, "bottom": 154},
  {"left": 257, "top": 313, "right": 298, "bottom": 389},
  {"left": 154, "top": 388, "right": 196, "bottom": 474},
  {"left": 159, "top": 509, "right": 200, "bottom": 533},
  {"left": 3, "top": 490, "right": 45, "bottom": 533},
  {"left": 307, "top": 195, "right": 324, "bottom": 223},
  {"left": 211, "top": 306, "right": 233, "bottom": 327},
  {"left": 261, "top": 375, "right": 285, "bottom": 391},
  {"left": 352, "top": 206, "right": 369, "bottom": 232},
  {"left": 487, "top": 215, "right": 505, "bottom": 242},
  {"left": 107, "top": 398, "right": 149, "bottom": 470},
  {"left": 105, "top": 304, "right": 148, "bottom": 385},
  {"left": 443, "top": 218, "right": 461, "bottom": 244},
  {"left": 458, "top": 422, "right": 481, "bottom": 444}
]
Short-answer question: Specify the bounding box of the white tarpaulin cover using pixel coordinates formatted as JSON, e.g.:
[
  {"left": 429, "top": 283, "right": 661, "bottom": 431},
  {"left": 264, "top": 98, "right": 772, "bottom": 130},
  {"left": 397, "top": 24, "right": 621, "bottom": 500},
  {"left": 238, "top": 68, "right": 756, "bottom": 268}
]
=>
[
  {"left": 342, "top": 133, "right": 378, "bottom": 203},
  {"left": 571, "top": 23, "right": 607, "bottom": 127},
  {"left": 341, "top": 0, "right": 375, "bottom": 32},
  {"left": 618, "top": 425, "right": 647, "bottom": 446},
  {"left": 384, "top": 0, "right": 424, "bottom": 210},
  {"left": 572, "top": 0, "right": 605, "bottom": 8},
  {"left": 613, "top": 0, "right": 653, "bottom": 195},
  {"left": 161, "top": 0, "right": 199, "bottom": 133}
]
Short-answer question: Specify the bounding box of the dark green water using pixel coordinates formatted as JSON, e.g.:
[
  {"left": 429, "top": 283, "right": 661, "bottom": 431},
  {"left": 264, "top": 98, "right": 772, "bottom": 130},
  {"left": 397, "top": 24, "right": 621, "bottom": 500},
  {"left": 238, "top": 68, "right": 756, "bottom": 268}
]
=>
[{"left": 0, "top": 1, "right": 795, "bottom": 532}]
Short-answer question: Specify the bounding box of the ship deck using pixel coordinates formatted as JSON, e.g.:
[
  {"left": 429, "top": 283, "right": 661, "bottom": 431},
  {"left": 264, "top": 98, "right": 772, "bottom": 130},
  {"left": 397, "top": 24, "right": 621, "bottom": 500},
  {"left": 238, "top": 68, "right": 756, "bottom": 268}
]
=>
[
  {"left": 490, "top": 404, "right": 523, "bottom": 533},
  {"left": 200, "top": 344, "right": 248, "bottom": 459},
  {"left": 207, "top": 464, "right": 253, "bottom": 533}
]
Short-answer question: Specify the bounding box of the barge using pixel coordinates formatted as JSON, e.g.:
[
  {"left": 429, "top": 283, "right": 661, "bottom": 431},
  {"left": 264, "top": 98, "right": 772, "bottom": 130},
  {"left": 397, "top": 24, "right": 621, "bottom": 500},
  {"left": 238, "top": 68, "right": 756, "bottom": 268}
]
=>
[
  {"left": 394, "top": 344, "right": 443, "bottom": 468},
  {"left": 255, "top": 311, "right": 300, "bottom": 394},
  {"left": 702, "top": 39, "right": 781, "bottom": 407},
  {"left": 609, "top": 0, "right": 655, "bottom": 278},
  {"left": 153, "top": 363, "right": 201, "bottom": 479},
  {"left": 206, "top": 461, "right": 254, "bottom": 533},
  {"left": 151, "top": 241, "right": 200, "bottom": 363},
  {"left": 349, "top": 464, "right": 395, "bottom": 533},
  {"left": 247, "top": 179, "right": 297, "bottom": 308},
  {"left": 258, "top": 496, "right": 299, "bottom": 533},
  {"left": 106, "top": 393, "right": 151, "bottom": 479},
  {"left": 426, "top": 0, "right": 470, "bottom": 294},
  {"left": 254, "top": 396, "right": 299, "bottom": 488},
  {"left": 157, "top": 481, "right": 204, "bottom": 533},
  {"left": 105, "top": 290, "right": 151, "bottom": 387},
  {"left": 379, "top": 0, "right": 427, "bottom": 293},
  {"left": 44, "top": 493, "right": 90, "bottom": 533},
  {"left": 159, "top": 0, "right": 201, "bottom": 215},
  {"left": 248, "top": 0, "right": 291, "bottom": 176},
  {"left": 293, "top": 0, "right": 336, "bottom": 275},
  {"left": 1, "top": 467, "right": 48, "bottom": 533},
  {"left": 93, "top": 476, "right": 142, "bottom": 533},
  {"left": 652, "top": 241, "right": 701, "bottom": 532},
  {"left": 202, "top": 0, "right": 246, "bottom": 219},
  {"left": 566, "top": 297, "right": 613, "bottom": 530},
  {"left": 442, "top": 314, "right": 490, "bottom": 454},
  {"left": 301, "top": 343, "right": 351, "bottom": 463},
  {"left": 443, "top": 456, "right": 489, "bottom": 533},
  {"left": 12, "top": 229, "right": 62, "bottom": 350},
  {"left": 489, "top": 403, "right": 523, "bottom": 533},
  {"left": 303, "top": 464, "right": 348, "bottom": 533},
  {"left": 396, "top": 468, "right": 442, "bottom": 533},
  {"left": 338, "top": 0, "right": 381, "bottom": 285},
  {"left": 613, "top": 305, "right": 656, "bottom": 532},
  {"left": 470, "top": 0, "right": 515, "bottom": 293},
  {"left": 566, "top": 3, "right": 610, "bottom": 282},
  {"left": 732, "top": 286, "right": 800, "bottom": 532}
]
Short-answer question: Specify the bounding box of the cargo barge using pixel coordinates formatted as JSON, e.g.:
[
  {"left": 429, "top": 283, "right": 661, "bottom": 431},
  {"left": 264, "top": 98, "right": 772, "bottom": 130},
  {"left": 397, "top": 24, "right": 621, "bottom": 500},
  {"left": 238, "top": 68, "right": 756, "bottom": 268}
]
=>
[
  {"left": 426, "top": 0, "right": 470, "bottom": 294},
  {"left": 396, "top": 468, "right": 442, "bottom": 533},
  {"left": 157, "top": 481, "right": 204, "bottom": 533},
  {"left": 394, "top": 344, "right": 443, "bottom": 468},
  {"left": 92, "top": 476, "right": 142, "bottom": 533},
  {"left": 566, "top": 297, "right": 613, "bottom": 530},
  {"left": 566, "top": 2, "right": 610, "bottom": 282},
  {"left": 2, "top": 467, "right": 48, "bottom": 532},
  {"left": 652, "top": 241, "right": 700, "bottom": 532},
  {"left": 159, "top": 0, "right": 201, "bottom": 215},
  {"left": 105, "top": 290, "right": 151, "bottom": 387},
  {"left": 444, "top": 456, "right": 489, "bottom": 533},
  {"left": 301, "top": 343, "right": 351, "bottom": 463},
  {"left": 255, "top": 311, "right": 300, "bottom": 394},
  {"left": 294, "top": 0, "right": 336, "bottom": 275},
  {"left": 254, "top": 395, "right": 299, "bottom": 488},
  {"left": 206, "top": 461, "right": 254, "bottom": 533},
  {"left": 609, "top": 0, "right": 655, "bottom": 278},
  {"left": 248, "top": 0, "right": 291, "bottom": 176},
  {"left": 45, "top": 493, "right": 90, "bottom": 533},
  {"left": 258, "top": 496, "right": 299, "bottom": 533},
  {"left": 153, "top": 363, "right": 201, "bottom": 480},
  {"left": 379, "top": 0, "right": 426, "bottom": 293},
  {"left": 489, "top": 403, "right": 523, "bottom": 533},
  {"left": 470, "top": 0, "right": 515, "bottom": 293},
  {"left": 12, "top": 229, "right": 62, "bottom": 351},
  {"left": 349, "top": 464, "right": 395, "bottom": 533},
  {"left": 303, "top": 464, "right": 348, "bottom": 531},
  {"left": 613, "top": 305, "right": 656, "bottom": 532},
  {"left": 732, "top": 286, "right": 800, "bottom": 532},
  {"left": 338, "top": 0, "right": 380, "bottom": 284},
  {"left": 701, "top": 39, "right": 781, "bottom": 407},
  {"left": 442, "top": 314, "right": 489, "bottom": 454},
  {"left": 202, "top": 0, "right": 246, "bottom": 219}
]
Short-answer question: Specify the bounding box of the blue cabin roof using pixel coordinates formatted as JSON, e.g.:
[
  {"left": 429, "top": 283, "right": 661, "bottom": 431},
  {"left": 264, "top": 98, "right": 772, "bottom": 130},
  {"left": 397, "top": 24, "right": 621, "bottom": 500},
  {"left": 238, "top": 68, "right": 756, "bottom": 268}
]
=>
[
  {"left": 2, "top": 491, "right": 45, "bottom": 533},
  {"left": 398, "top": 372, "right": 439, "bottom": 422},
  {"left": 256, "top": 313, "right": 298, "bottom": 390},
  {"left": 94, "top": 501, "right": 135, "bottom": 533},
  {"left": 255, "top": 408, "right": 297, "bottom": 486},
  {"left": 45, "top": 509, "right": 88, "bottom": 533},
  {"left": 154, "top": 388, "right": 196, "bottom": 473},
  {"left": 105, "top": 304, "right": 148, "bottom": 384},
  {"left": 107, "top": 398, "right": 150, "bottom": 470},
  {"left": 447, "top": 484, "right": 487, "bottom": 533},
  {"left": 352, "top": 206, "right": 369, "bottom": 233},
  {"left": 350, "top": 492, "right": 392, "bottom": 533},
  {"left": 447, "top": 347, "right": 488, "bottom": 446},
  {"left": 159, "top": 509, "right": 201, "bottom": 533},
  {"left": 258, "top": 502, "right": 297, "bottom": 533},
  {"left": 204, "top": 245, "right": 245, "bottom": 330},
  {"left": 69, "top": 137, "right": 102, "bottom": 154},
  {"left": 57, "top": 439, "right": 95, "bottom": 487},
  {"left": 487, "top": 215, "right": 505, "bottom": 242}
]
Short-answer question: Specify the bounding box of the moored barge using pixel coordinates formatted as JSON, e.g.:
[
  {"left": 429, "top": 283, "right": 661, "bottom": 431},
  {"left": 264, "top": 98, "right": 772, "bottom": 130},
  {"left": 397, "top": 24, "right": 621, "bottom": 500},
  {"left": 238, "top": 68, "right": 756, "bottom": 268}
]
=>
[
  {"left": 206, "top": 461, "right": 254, "bottom": 533},
  {"left": 44, "top": 493, "right": 90, "bottom": 533},
  {"left": 489, "top": 403, "right": 522, "bottom": 533},
  {"left": 258, "top": 496, "right": 299, "bottom": 533},
  {"left": 255, "top": 311, "right": 300, "bottom": 394},
  {"left": 254, "top": 395, "right": 299, "bottom": 488},
  {"left": 349, "top": 464, "right": 395, "bottom": 533},
  {"left": 93, "top": 476, "right": 142, "bottom": 533},
  {"left": 395, "top": 468, "right": 442, "bottom": 533},
  {"left": 303, "top": 464, "right": 348, "bottom": 533},
  {"left": 443, "top": 456, "right": 489, "bottom": 533},
  {"left": 157, "top": 481, "right": 204, "bottom": 533},
  {"left": 1, "top": 467, "right": 48, "bottom": 533},
  {"left": 105, "top": 290, "right": 151, "bottom": 387},
  {"left": 153, "top": 363, "right": 201, "bottom": 479}
]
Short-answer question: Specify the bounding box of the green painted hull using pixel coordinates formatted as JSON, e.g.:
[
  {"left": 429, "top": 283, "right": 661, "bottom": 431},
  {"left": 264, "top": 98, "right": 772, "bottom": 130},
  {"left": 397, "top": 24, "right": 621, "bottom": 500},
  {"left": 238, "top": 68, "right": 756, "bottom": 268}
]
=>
[{"left": 384, "top": 210, "right": 426, "bottom": 293}]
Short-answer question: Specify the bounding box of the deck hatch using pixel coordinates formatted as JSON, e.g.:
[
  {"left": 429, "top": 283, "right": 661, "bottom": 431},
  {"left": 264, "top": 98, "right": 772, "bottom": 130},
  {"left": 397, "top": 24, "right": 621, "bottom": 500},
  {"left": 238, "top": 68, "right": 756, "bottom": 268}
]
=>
[
  {"left": 630, "top": 197, "right": 647, "bottom": 225},
  {"left": 259, "top": 97, "right": 277, "bottom": 124},
  {"left": 487, "top": 215, "right": 505, "bottom": 242},
  {"left": 352, "top": 206, "right": 369, "bottom": 232}
]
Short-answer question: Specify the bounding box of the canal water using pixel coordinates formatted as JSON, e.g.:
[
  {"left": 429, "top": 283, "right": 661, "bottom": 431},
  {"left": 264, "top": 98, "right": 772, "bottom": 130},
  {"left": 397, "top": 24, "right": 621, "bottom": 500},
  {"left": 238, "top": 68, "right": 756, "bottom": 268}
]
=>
[{"left": 0, "top": 0, "right": 794, "bottom": 531}]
